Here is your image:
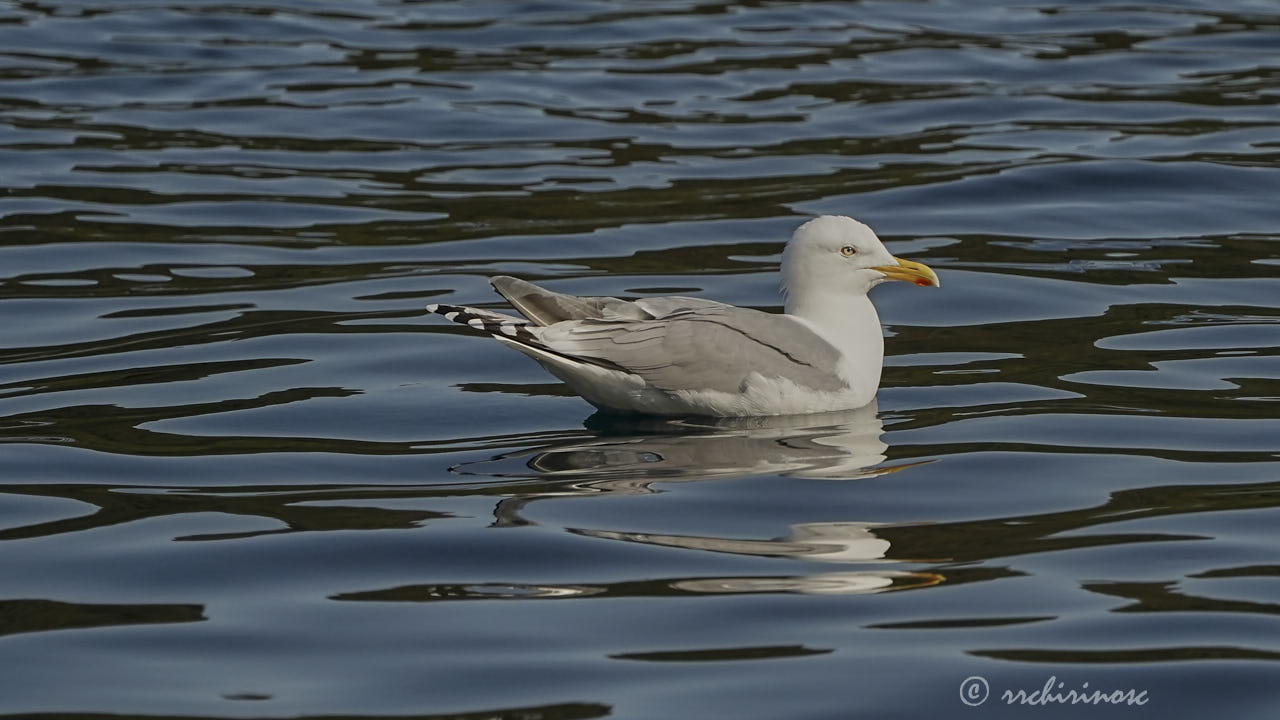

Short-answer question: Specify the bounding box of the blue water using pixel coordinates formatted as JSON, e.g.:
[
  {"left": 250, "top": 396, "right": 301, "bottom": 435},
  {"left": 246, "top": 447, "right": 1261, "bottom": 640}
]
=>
[{"left": 1, "top": 1, "right": 1278, "bottom": 718}]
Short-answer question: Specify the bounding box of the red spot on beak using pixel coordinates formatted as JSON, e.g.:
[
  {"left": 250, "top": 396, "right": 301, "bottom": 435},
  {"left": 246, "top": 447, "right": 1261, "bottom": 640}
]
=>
[{"left": 914, "top": 277, "right": 932, "bottom": 287}]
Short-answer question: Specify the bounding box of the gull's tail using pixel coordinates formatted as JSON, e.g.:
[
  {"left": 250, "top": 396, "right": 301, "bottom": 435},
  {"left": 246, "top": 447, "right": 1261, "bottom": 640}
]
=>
[{"left": 426, "top": 302, "right": 541, "bottom": 344}]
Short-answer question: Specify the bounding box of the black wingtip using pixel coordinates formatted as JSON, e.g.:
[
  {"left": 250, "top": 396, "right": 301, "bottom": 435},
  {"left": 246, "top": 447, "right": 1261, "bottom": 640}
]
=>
[{"left": 426, "top": 303, "right": 540, "bottom": 344}]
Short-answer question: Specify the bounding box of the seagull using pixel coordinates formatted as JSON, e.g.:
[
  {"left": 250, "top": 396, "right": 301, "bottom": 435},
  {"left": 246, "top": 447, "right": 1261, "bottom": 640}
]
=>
[{"left": 427, "top": 215, "right": 939, "bottom": 417}]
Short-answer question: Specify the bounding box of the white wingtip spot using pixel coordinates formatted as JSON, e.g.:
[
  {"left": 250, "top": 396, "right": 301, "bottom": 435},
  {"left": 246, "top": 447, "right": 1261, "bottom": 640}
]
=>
[
  {"left": 499, "top": 323, "right": 519, "bottom": 336},
  {"left": 444, "top": 312, "right": 459, "bottom": 321},
  {"left": 467, "top": 318, "right": 485, "bottom": 329},
  {"left": 426, "top": 303, "right": 439, "bottom": 313}
]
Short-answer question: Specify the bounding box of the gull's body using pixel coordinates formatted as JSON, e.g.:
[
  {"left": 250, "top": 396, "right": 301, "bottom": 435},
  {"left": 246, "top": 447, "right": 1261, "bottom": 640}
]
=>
[{"left": 427, "top": 215, "right": 938, "bottom": 417}]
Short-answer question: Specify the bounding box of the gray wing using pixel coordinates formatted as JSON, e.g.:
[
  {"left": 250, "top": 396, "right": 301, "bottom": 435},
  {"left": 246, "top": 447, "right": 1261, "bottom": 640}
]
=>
[
  {"left": 491, "top": 275, "right": 730, "bottom": 326},
  {"left": 539, "top": 306, "right": 848, "bottom": 395}
]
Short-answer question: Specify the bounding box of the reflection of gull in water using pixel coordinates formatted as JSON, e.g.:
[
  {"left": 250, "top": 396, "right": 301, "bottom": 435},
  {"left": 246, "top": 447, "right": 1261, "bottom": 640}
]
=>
[
  {"left": 333, "top": 521, "right": 940, "bottom": 601},
  {"left": 452, "top": 399, "right": 927, "bottom": 482},
  {"left": 672, "top": 571, "right": 942, "bottom": 596},
  {"left": 573, "top": 521, "right": 892, "bottom": 562},
  {"left": 333, "top": 567, "right": 944, "bottom": 601},
  {"left": 572, "top": 519, "right": 943, "bottom": 596},
  {"left": 447, "top": 402, "right": 939, "bottom": 596}
]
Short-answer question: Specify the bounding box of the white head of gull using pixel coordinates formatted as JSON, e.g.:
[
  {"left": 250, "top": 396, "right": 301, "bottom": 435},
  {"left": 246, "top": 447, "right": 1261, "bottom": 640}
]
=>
[{"left": 427, "top": 215, "right": 939, "bottom": 417}]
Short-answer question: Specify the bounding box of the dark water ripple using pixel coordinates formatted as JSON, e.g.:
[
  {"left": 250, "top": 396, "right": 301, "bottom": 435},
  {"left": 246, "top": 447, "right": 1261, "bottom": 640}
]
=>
[{"left": 1, "top": 1, "right": 1278, "bottom": 718}]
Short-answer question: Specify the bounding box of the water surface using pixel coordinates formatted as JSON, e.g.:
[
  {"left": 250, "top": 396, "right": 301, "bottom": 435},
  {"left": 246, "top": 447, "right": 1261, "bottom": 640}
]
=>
[{"left": 1, "top": 1, "right": 1278, "bottom": 718}]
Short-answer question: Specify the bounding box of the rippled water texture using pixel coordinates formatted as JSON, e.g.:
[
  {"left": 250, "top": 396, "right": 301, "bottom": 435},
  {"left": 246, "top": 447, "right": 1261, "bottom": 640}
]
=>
[{"left": 1, "top": 1, "right": 1278, "bottom": 718}]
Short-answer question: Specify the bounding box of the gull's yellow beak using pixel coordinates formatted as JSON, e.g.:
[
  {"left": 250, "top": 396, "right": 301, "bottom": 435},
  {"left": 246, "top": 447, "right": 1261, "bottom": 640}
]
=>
[{"left": 872, "top": 256, "right": 940, "bottom": 288}]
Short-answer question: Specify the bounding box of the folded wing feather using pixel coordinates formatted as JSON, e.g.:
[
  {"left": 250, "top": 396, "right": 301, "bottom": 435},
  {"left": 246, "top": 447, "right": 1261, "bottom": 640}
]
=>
[{"left": 539, "top": 307, "right": 848, "bottom": 395}]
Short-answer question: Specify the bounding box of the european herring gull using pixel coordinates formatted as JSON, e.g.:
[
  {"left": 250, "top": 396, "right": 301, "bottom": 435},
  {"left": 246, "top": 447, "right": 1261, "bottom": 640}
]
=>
[{"left": 427, "top": 215, "right": 939, "bottom": 416}]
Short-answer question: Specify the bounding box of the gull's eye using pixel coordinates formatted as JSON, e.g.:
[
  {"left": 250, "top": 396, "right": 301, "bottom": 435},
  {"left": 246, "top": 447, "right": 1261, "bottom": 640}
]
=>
[{"left": 840, "top": 245, "right": 857, "bottom": 257}]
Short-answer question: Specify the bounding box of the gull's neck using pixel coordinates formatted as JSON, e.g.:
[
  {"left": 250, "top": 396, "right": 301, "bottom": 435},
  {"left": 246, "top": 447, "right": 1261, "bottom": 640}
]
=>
[{"left": 785, "top": 286, "right": 885, "bottom": 397}]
